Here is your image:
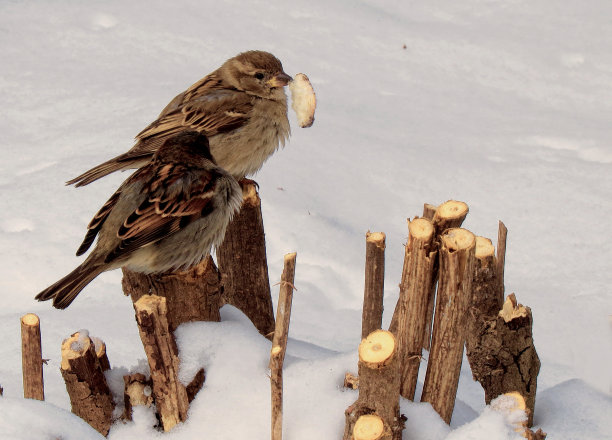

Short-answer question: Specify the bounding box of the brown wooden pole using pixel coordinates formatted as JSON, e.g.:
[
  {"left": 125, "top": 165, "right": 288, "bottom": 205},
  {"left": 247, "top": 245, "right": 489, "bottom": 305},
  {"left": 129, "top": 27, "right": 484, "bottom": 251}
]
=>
[
  {"left": 496, "top": 221, "right": 508, "bottom": 297},
  {"left": 21, "top": 313, "right": 44, "bottom": 401},
  {"left": 394, "top": 218, "right": 436, "bottom": 400},
  {"left": 123, "top": 254, "right": 222, "bottom": 333},
  {"left": 133, "top": 295, "right": 189, "bottom": 432},
  {"left": 344, "top": 330, "right": 403, "bottom": 440},
  {"left": 362, "top": 232, "right": 386, "bottom": 339},
  {"left": 421, "top": 228, "right": 475, "bottom": 424},
  {"left": 270, "top": 252, "right": 297, "bottom": 440},
  {"left": 60, "top": 331, "right": 115, "bottom": 435},
  {"left": 217, "top": 181, "right": 275, "bottom": 338}
]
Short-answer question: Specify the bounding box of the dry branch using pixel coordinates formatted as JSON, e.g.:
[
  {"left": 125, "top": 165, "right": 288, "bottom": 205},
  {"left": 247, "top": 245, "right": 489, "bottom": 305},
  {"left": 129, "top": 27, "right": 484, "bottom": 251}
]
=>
[
  {"left": 496, "top": 221, "right": 508, "bottom": 296},
  {"left": 421, "top": 228, "right": 475, "bottom": 424},
  {"left": 344, "top": 330, "right": 404, "bottom": 440},
  {"left": 362, "top": 232, "right": 386, "bottom": 339},
  {"left": 123, "top": 373, "right": 153, "bottom": 421},
  {"left": 217, "top": 181, "right": 275, "bottom": 338},
  {"left": 123, "top": 255, "right": 222, "bottom": 333},
  {"left": 133, "top": 295, "right": 189, "bottom": 432},
  {"left": 270, "top": 252, "right": 297, "bottom": 440},
  {"left": 60, "top": 331, "right": 115, "bottom": 435},
  {"left": 392, "top": 218, "right": 436, "bottom": 400},
  {"left": 21, "top": 313, "right": 44, "bottom": 401}
]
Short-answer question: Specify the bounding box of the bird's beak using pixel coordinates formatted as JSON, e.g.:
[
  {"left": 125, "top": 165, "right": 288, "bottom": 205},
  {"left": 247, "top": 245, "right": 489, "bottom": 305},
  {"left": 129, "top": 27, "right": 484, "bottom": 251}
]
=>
[{"left": 267, "top": 72, "right": 292, "bottom": 88}]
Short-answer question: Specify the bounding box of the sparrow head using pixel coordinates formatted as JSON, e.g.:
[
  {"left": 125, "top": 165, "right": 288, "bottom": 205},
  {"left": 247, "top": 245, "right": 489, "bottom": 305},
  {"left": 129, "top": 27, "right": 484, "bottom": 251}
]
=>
[
  {"left": 220, "top": 50, "right": 292, "bottom": 100},
  {"left": 154, "top": 131, "right": 215, "bottom": 165}
]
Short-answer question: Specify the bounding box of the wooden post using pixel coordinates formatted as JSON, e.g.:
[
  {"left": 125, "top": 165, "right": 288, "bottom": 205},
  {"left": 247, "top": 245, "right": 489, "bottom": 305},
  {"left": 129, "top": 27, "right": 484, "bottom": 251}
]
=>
[
  {"left": 343, "top": 330, "right": 403, "bottom": 440},
  {"left": 393, "top": 218, "right": 436, "bottom": 400},
  {"left": 217, "top": 181, "right": 275, "bottom": 338},
  {"left": 21, "top": 313, "right": 44, "bottom": 401},
  {"left": 133, "top": 295, "right": 189, "bottom": 432},
  {"left": 496, "top": 221, "right": 508, "bottom": 296},
  {"left": 362, "top": 232, "right": 386, "bottom": 339},
  {"left": 270, "top": 252, "right": 297, "bottom": 440},
  {"left": 421, "top": 228, "right": 475, "bottom": 424},
  {"left": 60, "top": 331, "right": 115, "bottom": 435},
  {"left": 468, "top": 294, "right": 541, "bottom": 427},
  {"left": 123, "top": 255, "right": 222, "bottom": 333},
  {"left": 123, "top": 373, "right": 153, "bottom": 421}
]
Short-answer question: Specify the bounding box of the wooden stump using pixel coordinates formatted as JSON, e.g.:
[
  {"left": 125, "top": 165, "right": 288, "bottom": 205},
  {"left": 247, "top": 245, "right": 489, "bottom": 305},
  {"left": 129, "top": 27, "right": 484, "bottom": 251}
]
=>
[
  {"left": 92, "top": 337, "right": 111, "bottom": 372},
  {"left": 270, "top": 253, "right": 297, "bottom": 440},
  {"left": 123, "top": 373, "right": 153, "bottom": 421},
  {"left": 392, "top": 218, "right": 436, "bottom": 400},
  {"left": 217, "top": 181, "right": 275, "bottom": 338},
  {"left": 133, "top": 295, "right": 189, "bottom": 432},
  {"left": 491, "top": 392, "right": 547, "bottom": 439},
  {"left": 60, "top": 331, "right": 115, "bottom": 436},
  {"left": 21, "top": 313, "right": 44, "bottom": 401},
  {"left": 344, "top": 330, "right": 403, "bottom": 440},
  {"left": 362, "top": 232, "right": 386, "bottom": 339},
  {"left": 421, "top": 228, "right": 475, "bottom": 424},
  {"left": 123, "top": 255, "right": 222, "bottom": 333},
  {"left": 468, "top": 294, "right": 540, "bottom": 427}
]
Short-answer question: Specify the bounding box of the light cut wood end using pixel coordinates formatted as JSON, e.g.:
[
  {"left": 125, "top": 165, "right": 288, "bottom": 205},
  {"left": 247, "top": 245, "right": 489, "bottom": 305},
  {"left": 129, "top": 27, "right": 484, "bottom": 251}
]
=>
[
  {"left": 491, "top": 392, "right": 528, "bottom": 435},
  {"left": 353, "top": 414, "right": 385, "bottom": 440},
  {"left": 271, "top": 345, "right": 282, "bottom": 356},
  {"left": 434, "top": 200, "right": 469, "bottom": 221},
  {"left": 475, "top": 236, "right": 495, "bottom": 259},
  {"left": 344, "top": 372, "right": 360, "bottom": 389},
  {"left": 358, "top": 330, "right": 396, "bottom": 367},
  {"left": 126, "top": 379, "right": 153, "bottom": 407},
  {"left": 289, "top": 73, "right": 316, "bottom": 128},
  {"left": 242, "top": 181, "right": 260, "bottom": 205},
  {"left": 409, "top": 218, "right": 434, "bottom": 240},
  {"left": 366, "top": 231, "right": 386, "bottom": 249},
  {"left": 499, "top": 294, "right": 528, "bottom": 322},
  {"left": 441, "top": 228, "right": 476, "bottom": 251},
  {"left": 134, "top": 294, "right": 167, "bottom": 315},
  {"left": 60, "top": 331, "right": 92, "bottom": 370},
  {"left": 423, "top": 203, "right": 437, "bottom": 220},
  {"left": 91, "top": 337, "right": 106, "bottom": 359},
  {"left": 21, "top": 313, "right": 40, "bottom": 327},
  {"left": 284, "top": 252, "right": 297, "bottom": 263}
]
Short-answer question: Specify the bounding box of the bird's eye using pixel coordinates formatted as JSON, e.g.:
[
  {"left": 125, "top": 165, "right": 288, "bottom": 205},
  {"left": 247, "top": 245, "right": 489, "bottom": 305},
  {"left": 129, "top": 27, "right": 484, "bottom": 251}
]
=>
[{"left": 254, "top": 72, "right": 265, "bottom": 80}]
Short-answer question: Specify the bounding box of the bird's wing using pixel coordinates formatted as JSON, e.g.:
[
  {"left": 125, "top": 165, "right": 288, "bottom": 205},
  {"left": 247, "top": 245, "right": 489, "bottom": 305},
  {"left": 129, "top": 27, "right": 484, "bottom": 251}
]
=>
[{"left": 103, "top": 163, "right": 219, "bottom": 264}]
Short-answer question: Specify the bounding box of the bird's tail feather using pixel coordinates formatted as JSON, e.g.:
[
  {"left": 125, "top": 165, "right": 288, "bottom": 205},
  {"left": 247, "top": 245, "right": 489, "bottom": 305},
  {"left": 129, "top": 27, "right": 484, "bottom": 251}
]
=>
[
  {"left": 66, "top": 154, "right": 149, "bottom": 187},
  {"left": 35, "top": 263, "right": 105, "bottom": 309}
]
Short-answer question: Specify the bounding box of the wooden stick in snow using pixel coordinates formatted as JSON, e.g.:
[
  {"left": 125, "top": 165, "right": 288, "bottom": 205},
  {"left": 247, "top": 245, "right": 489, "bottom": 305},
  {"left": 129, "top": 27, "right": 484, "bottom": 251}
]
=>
[
  {"left": 60, "top": 331, "right": 115, "bottom": 435},
  {"left": 218, "top": 181, "right": 275, "bottom": 338},
  {"left": 343, "top": 330, "right": 403, "bottom": 440},
  {"left": 133, "top": 295, "right": 189, "bottom": 432},
  {"left": 270, "top": 252, "right": 297, "bottom": 440},
  {"left": 123, "top": 373, "right": 153, "bottom": 421},
  {"left": 496, "top": 221, "right": 508, "bottom": 296},
  {"left": 362, "top": 232, "right": 386, "bottom": 339},
  {"left": 21, "top": 313, "right": 44, "bottom": 401},
  {"left": 421, "top": 228, "right": 475, "bottom": 424}
]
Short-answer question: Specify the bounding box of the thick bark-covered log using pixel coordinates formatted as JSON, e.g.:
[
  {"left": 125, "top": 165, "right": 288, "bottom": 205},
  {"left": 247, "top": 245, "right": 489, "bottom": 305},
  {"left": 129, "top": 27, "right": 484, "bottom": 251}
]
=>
[
  {"left": 123, "top": 255, "right": 222, "bottom": 333},
  {"left": 217, "top": 181, "right": 275, "bottom": 338},
  {"left": 421, "top": 228, "right": 475, "bottom": 424},
  {"left": 21, "top": 313, "right": 44, "bottom": 401},
  {"left": 390, "top": 218, "right": 436, "bottom": 400},
  {"left": 60, "top": 331, "right": 115, "bottom": 436},
  {"left": 468, "top": 294, "right": 540, "bottom": 427},
  {"left": 133, "top": 295, "right": 189, "bottom": 432},
  {"left": 123, "top": 373, "right": 153, "bottom": 421},
  {"left": 270, "top": 252, "right": 297, "bottom": 440},
  {"left": 362, "top": 232, "right": 386, "bottom": 339},
  {"left": 344, "top": 330, "right": 403, "bottom": 440}
]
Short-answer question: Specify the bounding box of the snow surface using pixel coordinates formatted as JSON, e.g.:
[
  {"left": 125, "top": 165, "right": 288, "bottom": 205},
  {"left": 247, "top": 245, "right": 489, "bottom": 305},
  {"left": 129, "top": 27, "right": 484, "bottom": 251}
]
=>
[{"left": 1, "top": 0, "right": 611, "bottom": 439}]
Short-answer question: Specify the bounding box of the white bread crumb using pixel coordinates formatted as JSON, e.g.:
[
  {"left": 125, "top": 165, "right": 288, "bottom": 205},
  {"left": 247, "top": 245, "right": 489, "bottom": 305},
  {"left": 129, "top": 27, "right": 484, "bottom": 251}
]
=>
[{"left": 289, "top": 73, "right": 316, "bottom": 128}]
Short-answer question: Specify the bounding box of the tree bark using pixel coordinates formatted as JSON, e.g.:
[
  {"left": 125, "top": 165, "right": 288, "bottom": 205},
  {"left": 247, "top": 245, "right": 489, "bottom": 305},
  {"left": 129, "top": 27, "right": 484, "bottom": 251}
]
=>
[
  {"left": 91, "top": 337, "right": 111, "bottom": 372},
  {"left": 133, "top": 295, "right": 189, "bottom": 432},
  {"left": 468, "top": 294, "right": 540, "bottom": 427},
  {"left": 123, "top": 255, "right": 222, "bottom": 333},
  {"left": 270, "top": 252, "right": 297, "bottom": 440},
  {"left": 421, "top": 228, "right": 475, "bottom": 424},
  {"left": 344, "top": 330, "right": 404, "bottom": 440},
  {"left": 21, "top": 313, "right": 44, "bottom": 401},
  {"left": 60, "top": 331, "right": 115, "bottom": 436},
  {"left": 362, "top": 232, "right": 386, "bottom": 339},
  {"left": 217, "top": 181, "right": 275, "bottom": 338},
  {"left": 391, "top": 218, "right": 436, "bottom": 401}
]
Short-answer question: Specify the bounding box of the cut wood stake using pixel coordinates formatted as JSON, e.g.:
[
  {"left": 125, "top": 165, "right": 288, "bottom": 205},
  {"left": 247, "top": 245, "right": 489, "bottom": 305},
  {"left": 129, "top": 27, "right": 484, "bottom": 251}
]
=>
[
  {"left": 21, "top": 313, "right": 44, "bottom": 401},
  {"left": 270, "top": 252, "right": 297, "bottom": 440},
  {"left": 92, "top": 337, "right": 111, "bottom": 372},
  {"left": 134, "top": 295, "right": 189, "bottom": 432},
  {"left": 218, "top": 182, "right": 276, "bottom": 338},
  {"left": 354, "top": 414, "right": 386, "bottom": 440},
  {"left": 421, "top": 228, "right": 475, "bottom": 424},
  {"left": 123, "top": 373, "right": 153, "bottom": 421},
  {"left": 60, "top": 331, "right": 114, "bottom": 435},
  {"left": 362, "top": 232, "right": 386, "bottom": 339},
  {"left": 496, "top": 221, "right": 508, "bottom": 297}
]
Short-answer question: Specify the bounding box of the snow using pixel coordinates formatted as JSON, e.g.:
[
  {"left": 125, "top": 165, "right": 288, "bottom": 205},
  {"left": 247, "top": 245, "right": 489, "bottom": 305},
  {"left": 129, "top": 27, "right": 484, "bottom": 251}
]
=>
[{"left": 1, "top": 0, "right": 611, "bottom": 439}]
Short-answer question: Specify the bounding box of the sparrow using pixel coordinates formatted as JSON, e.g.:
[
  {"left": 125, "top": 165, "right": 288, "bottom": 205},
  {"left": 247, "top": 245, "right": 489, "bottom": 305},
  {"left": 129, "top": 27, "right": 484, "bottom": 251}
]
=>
[
  {"left": 36, "top": 131, "right": 242, "bottom": 309},
  {"left": 67, "top": 50, "right": 292, "bottom": 187}
]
